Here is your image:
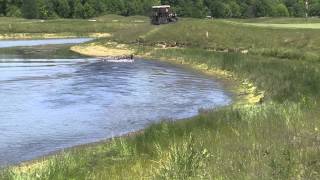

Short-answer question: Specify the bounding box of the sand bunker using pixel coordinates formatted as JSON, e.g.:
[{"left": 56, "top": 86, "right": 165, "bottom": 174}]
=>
[{"left": 70, "top": 43, "right": 134, "bottom": 57}]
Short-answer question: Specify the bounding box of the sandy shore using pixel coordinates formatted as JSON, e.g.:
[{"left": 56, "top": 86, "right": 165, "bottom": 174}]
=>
[{"left": 70, "top": 43, "right": 134, "bottom": 57}]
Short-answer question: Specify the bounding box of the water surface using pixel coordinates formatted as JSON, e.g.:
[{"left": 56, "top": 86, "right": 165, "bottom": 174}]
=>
[
  {"left": 0, "top": 39, "right": 231, "bottom": 166},
  {"left": 0, "top": 38, "right": 93, "bottom": 48}
]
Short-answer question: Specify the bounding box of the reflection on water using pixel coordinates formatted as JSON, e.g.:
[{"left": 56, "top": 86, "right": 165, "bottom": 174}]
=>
[
  {"left": 0, "top": 38, "right": 93, "bottom": 48},
  {"left": 0, "top": 39, "right": 231, "bottom": 166}
]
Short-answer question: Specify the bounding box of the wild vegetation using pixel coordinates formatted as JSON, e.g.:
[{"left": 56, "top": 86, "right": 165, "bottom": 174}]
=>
[
  {"left": 0, "top": 16, "right": 320, "bottom": 179},
  {"left": 0, "top": 15, "right": 151, "bottom": 34},
  {"left": 0, "top": 0, "right": 320, "bottom": 19}
]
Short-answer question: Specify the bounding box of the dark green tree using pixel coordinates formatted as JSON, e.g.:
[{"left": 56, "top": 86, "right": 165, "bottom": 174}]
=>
[
  {"left": 284, "top": 0, "right": 305, "bottom": 16},
  {"left": 83, "top": 2, "right": 94, "bottom": 18},
  {"left": 1, "top": 0, "right": 318, "bottom": 19},
  {"left": 255, "top": 0, "right": 276, "bottom": 17},
  {"left": 73, "top": 0, "right": 84, "bottom": 18},
  {"left": 229, "top": 1, "right": 241, "bottom": 17},
  {"left": 56, "top": 0, "right": 70, "bottom": 18},
  {"left": 22, "top": 0, "right": 39, "bottom": 19},
  {"left": 6, "top": 5, "right": 22, "bottom": 17},
  {"left": 0, "top": 0, "right": 8, "bottom": 16},
  {"left": 309, "top": 0, "right": 320, "bottom": 16},
  {"left": 208, "top": 1, "right": 231, "bottom": 18},
  {"left": 38, "top": 0, "right": 56, "bottom": 19},
  {"left": 87, "top": 0, "right": 105, "bottom": 16}
]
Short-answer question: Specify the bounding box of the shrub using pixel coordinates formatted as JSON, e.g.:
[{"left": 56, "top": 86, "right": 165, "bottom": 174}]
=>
[{"left": 275, "top": 4, "right": 290, "bottom": 17}]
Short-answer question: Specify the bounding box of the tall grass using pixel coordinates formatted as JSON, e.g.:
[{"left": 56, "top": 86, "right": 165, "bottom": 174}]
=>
[
  {"left": 153, "top": 135, "right": 210, "bottom": 179},
  {"left": 2, "top": 102, "right": 318, "bottom": 179},
  {"left": 147, "top": 48, "right": 320, "bottom": 102},
  {"left": 0, "top": 15, "right": 153, "bottom": 35}
]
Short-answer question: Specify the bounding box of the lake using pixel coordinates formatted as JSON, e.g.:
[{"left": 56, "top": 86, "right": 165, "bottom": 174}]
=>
[{"left": 0, "top": 39, "right": 231, "bottom": 166}]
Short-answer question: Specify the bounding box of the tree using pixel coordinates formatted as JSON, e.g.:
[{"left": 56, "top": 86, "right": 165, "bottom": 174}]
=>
[
  {"left": 191, "top": 0, "right": 207, "bottom": 18},
  {"left": 1, "top": 0, "right": 318, "bottom": 19},
  {"left": 88, "top": 0, "right": 105, "bottom": 16},
  {"left": 0, "top": 0, "right": 8, "bottom": 16},
  {"left": 209, "top": 1, "right": 231, "bottom": 18},
  {"left": 284, "top": 0, "right": 305, "bottom": 16},
  {"left": 255, "top": 0, "right": 276, "bottom": 17},
  {"left": 22, "top": 0, "right": 39, "bottom": 19},
  {"left": 83, "top": 2, "right": 95, "bottom": 18},
  {"left": 309, "top": 0, "right": 320, "bottom": 16},
  {"left": 73, "top": 0, "right": 84, "bottom": 18},
  {"left": 275, "top": 3, "right": 289, "bottom": 17},
  {"left": 105, "top": 0, "right": 125, "bottom": 14},
  {"left": 121, "top": 1, "right": 138, "bottom": 16},
  {"left": 38, "top": 0, "right": 56, "bottom": 19},
  {"left": 56, "top": 0, "right": 70, "bottom": 18},
  {"left": 6, "top": 5, "right": 22, "bottom": 17},
  {"left": 229, "top": 1, "right": 241, "bottom": 17}
]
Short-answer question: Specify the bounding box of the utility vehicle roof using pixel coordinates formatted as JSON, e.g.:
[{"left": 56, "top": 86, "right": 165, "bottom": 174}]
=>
[{"left": 152, "top": 5, "right": 170, "bottom": 9}]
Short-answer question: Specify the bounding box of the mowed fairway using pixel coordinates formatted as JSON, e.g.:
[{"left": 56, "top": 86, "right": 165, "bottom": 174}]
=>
[
  {"left": 227, "top": 17, "right": 320, "bottom": 29},
  {"left": 230, "top": 21, "right": 320, "bottom": 29}
]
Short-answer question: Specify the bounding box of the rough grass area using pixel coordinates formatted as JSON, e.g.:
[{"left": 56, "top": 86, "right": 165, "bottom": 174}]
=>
[
  {"left": 104, "top": 18, "right": 320, "bottom": 61},
  {"left": 1, "top": 16, "right": 320, "bottom": 179},
  {"left": 0, "top": 15, "right": 153, "bottom": 35}
]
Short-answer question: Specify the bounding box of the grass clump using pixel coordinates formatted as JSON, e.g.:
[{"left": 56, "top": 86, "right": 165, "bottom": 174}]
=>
[{"left": 153, "top": 136, "right": 210, "bottom": 179}]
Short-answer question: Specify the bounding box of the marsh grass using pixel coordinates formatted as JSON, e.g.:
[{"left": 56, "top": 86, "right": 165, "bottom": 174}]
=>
[{"left": 147, "top": 48, "right": 320, "bottom": 102}]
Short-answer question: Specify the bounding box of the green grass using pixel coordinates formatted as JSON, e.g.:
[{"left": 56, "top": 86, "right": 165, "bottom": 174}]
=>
[
  {"left": 0, "top": 15, "right": 153, "bottom": 34},
  {"left": 226, "top": 20, "right": 320, "bottom": 29},
  {"left": 1, "top": 16, "right": 320, "bottom": 179},
  {"left": 230, "top": 17, "right": 320, "bottom": 24},
  {"left": 103, "top": 18, "right": 320, "bottom": 61}
]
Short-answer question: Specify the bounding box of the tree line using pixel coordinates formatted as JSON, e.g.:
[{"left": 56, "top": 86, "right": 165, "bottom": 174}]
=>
[{"left": 0, "top": 0, "right": 319, "bottom": 19}]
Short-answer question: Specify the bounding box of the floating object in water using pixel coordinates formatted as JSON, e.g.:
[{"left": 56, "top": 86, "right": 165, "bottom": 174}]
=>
[
  {"left": 98, "top": 54, "right": 135, "bottom": 63},
  {"left": 103, "top": 59, "right": 134, "bottom": 63}
]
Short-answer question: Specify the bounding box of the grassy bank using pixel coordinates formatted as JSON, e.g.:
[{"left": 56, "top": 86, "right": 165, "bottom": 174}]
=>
[
  {"left": 0, "top": 15, "right": 153, "bottom": 39},
  {"left": 1, "top": 16, "right": 320, "bottom": 179}
]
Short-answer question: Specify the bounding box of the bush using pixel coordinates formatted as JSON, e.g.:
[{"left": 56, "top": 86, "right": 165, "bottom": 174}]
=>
[
  {"left": 275, "top": 4, "right": 290, "bottom": 17},
  {"left": 6, "top": 5, "right": 22, "bottom": 17}
]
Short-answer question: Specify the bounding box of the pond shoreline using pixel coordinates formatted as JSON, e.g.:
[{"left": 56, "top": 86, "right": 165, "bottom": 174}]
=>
[
  {"left": 0, "top": 38, "right": 239, "bottom": 170},
  {"left": 70, "top": 42, "right": 263, "bottom": 105},
  {"left": 8, "top": 41, "right": 261, "bottom": 169}
]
